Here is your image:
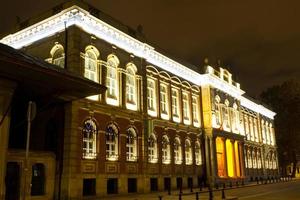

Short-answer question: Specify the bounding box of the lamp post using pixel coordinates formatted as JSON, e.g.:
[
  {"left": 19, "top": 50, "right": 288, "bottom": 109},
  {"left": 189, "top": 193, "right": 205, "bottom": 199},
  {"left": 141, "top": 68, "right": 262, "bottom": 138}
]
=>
[{"left": 23, "top": 101, "right": 36, "bottom": 200}]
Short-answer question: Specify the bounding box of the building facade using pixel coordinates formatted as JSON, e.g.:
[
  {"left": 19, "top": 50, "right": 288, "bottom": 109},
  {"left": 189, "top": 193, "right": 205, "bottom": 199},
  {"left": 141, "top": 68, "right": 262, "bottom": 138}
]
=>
[{"left": 0, "top": 1, "right": 278, "bottom": 199}]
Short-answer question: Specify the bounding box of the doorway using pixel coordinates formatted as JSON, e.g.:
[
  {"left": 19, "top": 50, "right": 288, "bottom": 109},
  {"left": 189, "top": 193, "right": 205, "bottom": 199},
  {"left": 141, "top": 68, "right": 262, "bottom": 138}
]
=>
[{"left": 5, "top": 162, "right": 20, "bottom": 200}]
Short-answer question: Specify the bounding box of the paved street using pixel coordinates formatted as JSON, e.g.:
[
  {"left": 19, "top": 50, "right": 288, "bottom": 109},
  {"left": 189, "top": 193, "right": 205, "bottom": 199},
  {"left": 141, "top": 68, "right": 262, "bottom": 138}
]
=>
[{"left": 98, "top": 179, "right": 300, "bottom": 200}]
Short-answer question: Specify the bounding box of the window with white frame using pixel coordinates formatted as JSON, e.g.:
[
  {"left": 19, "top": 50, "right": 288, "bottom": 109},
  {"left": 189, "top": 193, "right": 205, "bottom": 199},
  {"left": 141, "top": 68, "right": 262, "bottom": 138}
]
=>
[
  {"left": 106, "top": 55, "right": 119, "bottom": 102},
  {"left": 84, "top": 48, "right": 98, "bottom": 82},
  {"left": 174, "top": 137, "right": 182, "bottom": 164},
  {"left": 214, "top": 96, "right": 221, "bottom": 127},
  {"left": 185, "top": 139, "right": 193, "bottom": 165},
  {"left": 148, "top": 134, "right": 158, "bottom": 163},
  {"left": 195, "top": 141, "right": 202, "bottom": 165},
  {"left": 126, "top": 64, "right": 137, "bottom": 107},
  {"left": 222, "top": 100, "right": 230, "bottom": 129},
  {"left": 192, "top": 96, "right": 200, "bottom": 126},
  {"left": 249, "top": 117, "right": 254, "bottom": 141},
  {"left": 257, "top": 150, "right": 262, "bottom": 169},
  {"left": 82, "top": 119, "right": 97, "bottom": 159},
  {"left": 160, "top": 84, "right": 168, "bottom": 115},
  {"left": 245, "top": 115, "right": 250, "bottom": 140},
  {"left": 52, "top": 44, "right": 64, "bottom": 68},
  {"left": 46, "top": 43, "right": 65, "bottom": 68},
  {"left": 126, "top": 128, "right": 137, "bottom": 161},
  {"left": 171, "top": 89, "right": 179, "bottom": 118},
  {"left": 261, "top": 120, "right": 266, "bottom": 143},
  {"left": 106, "top": 123, "right": 118, "bottom": 161},
  {"left": 182, "top": 92, "right": 190, "bottom": 122},
  {"left": 147, "top": 79, "right": 156, "bottom": 113},
  {"left": 252, "top": 151, "right": 257, "bottom": 168},
  {"left": 253, "top": 118, "right": 259, "bottom": 142},
  {"left": 265, "top": 122, "right": 270, "bottom": 144},
  {"left": 231, "top": 103, "right": 239, "bottom": 132},
  {"left": 270, "top": 124, "right": 274, "bottom": 145},
  {"left": 247, "top": 149, "right": 252, "bottom": 168},
  {"left": 272, "top": 153, "right": 277, "bottom": 169},
  {"left": 162, "top": 135, "right": 171, "bottom": 164}
]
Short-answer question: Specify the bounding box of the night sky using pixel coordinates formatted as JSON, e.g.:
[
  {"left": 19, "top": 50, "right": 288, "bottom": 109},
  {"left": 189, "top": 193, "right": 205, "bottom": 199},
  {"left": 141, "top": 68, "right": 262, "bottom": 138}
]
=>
[{"left": 1, "top": 0, "right": 299, "bottom": 97}]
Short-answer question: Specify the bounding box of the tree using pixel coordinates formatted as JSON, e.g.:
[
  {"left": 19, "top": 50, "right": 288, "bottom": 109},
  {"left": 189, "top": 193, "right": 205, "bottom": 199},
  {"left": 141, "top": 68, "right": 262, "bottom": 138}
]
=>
[{"left": 260, "top": 79, "right": 300, "bottom": 177}]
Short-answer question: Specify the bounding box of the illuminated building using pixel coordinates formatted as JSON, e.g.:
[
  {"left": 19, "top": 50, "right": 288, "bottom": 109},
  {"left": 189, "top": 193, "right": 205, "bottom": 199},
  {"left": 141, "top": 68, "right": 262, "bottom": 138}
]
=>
[{"left": 0, "top": 1, "right": 278, "bottom": 199}]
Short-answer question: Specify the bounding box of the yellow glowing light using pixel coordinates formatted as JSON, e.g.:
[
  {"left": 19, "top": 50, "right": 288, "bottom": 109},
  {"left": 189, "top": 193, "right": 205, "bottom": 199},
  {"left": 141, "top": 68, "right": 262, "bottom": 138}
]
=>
[{"left": 226, "top": 139, "right": 234, "bottom": 177}]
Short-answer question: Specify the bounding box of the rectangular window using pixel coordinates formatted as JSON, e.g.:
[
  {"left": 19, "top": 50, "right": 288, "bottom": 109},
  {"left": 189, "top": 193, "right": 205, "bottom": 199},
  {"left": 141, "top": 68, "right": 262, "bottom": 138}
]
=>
[
  {"left": 147, "top": 79, "right": 156, "bottom": 115},
  {"left": 171, "top": 89, "right": 179, "bottom": 117},
  {"left": 192, "top": 96, "right": 200, "bottom": 127},
  {"left": 106, "top": 67, "right": 117, "bottom": 97},
  {"left": 160, "top": 84, "right": 168, "bottom": 114},
  {"left": 182, "top": 93, "right": 190, "bottom": 124},
  {"left": 83, "top": 178, "right": 96, "bottom": 196},
  {"left": 107, "top": 178, "right": 118, "bottom": 194}
]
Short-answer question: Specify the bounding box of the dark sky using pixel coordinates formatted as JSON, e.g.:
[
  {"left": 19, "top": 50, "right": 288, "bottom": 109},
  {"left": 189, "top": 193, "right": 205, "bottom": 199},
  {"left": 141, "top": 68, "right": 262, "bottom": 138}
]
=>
[{"left": 1, "top": 0, "right": 299, "bottom": 97}]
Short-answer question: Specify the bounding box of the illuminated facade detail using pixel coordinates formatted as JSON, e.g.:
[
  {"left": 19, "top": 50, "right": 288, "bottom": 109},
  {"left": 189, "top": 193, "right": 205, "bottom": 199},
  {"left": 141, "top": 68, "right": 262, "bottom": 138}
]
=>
[
  {"left": 106, "top": 123, "right": 119, "bottom": 161},
  {"left": 82, "top": 119, "right": 97, "bottom": 159},
  {"left": 148, "top": 134, "right": 158, "bottom": 163},
  {"left": 125, "top": 63, "right": 138, "bottom": 110},
  {"left": 106, "top": 54, "right": 119, "bottom": 106},
  {"left": 147, "top": 78, "right": 157, "bottom": 116},
  {"left": 162, "top": 135, "right": 171, "bottom": 164},
  {"left": 231, "top": 103, "right": 239, "bottom": 133},
  {"left": 46, "top": 43, "right": 64, "bottom": 68},
  {"left": 171, "top": 88, "right": 180, "bottom": 122},
  {"left": 126, "top": 128, "right": 137, "bottom": 161},
  {"left": 234, "top": 141, "right": 241, "bottom": 177},
  {"left": 195, "top": 141, "right": 202, "bottom": 165},
  {"left": 174, "top": 137, "right": 182, "bottom": 165},
  {"left": 185, "top": 139, "right": 193, "bottom": 165}
]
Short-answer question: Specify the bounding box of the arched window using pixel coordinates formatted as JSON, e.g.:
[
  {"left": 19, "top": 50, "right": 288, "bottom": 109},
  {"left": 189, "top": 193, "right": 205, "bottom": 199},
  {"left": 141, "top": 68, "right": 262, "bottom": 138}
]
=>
[
  {"left": 257, "top": 150, "right": 262, "bottom": 169},
  {"left": 126, "top": 63, "right": 137, "bottom": 110},
  {"left": 106, "top": 54, "right": 119, "bottom": 105},
  {"left": 222, "top": 100, "right": 230, "bottom": 129},
  {"left": 84, "top": 46, "right": 99, "bottom": 82},
  {"left": 174, "top": 137, "right": 182, "bottom": 165},
  {"left": 272, "top": 153, "right": 277, "bottom": 169},
  {"left": 106, "top": 123, "right": 119, "bottom": 161},
  {"left": 148, "top": 134, "right": 158, "bottom": 163},
  {"left": 126, "top": 128, "right": 137, "bottom": 161},
  {"left": 231, "top": 103, "right": 239, "bottom": 132},
  {"left": 252, "top": 151, "right": 257, "bottom": 168},
  {"left": 82, "top": 119, "right": 97, "bottom": 159},
  {"left": 171, "top": 88, "right": 180, "bottom": 122},
  {"left": 244, "top": 115, "right": 250, "bottom": 140},
  {"left": 265, "top": 122, "right": 270, "bottom": 144},
  {"left": 195, "top": 141, "right": 202, "bottom": 165},
  {"left": 160, "top": 84, "right": 169, "bottom": 118},
  {"left": 247, "top": 149, "right": 252, "bottom": 168},
  {"left": 185, "top": 139, "right": 193, "bottom": 165},
  {"left": 261, "top": 120, "right": 266, "bottom": 143},
  {"left": 162, "top": 135, "right": 171, "bottom": 164},
  {"left": 192, "top": 95, "right": 200, "bottom": 127},
  {"left": 182, "top": 92, "right": 190, "bottom": 124},
  {"left": 265, "top": 155, "right": 269, "bottom": 169},
  {"left": 147, "top": 78, "right": 157, "bottom": 116},
  {"left": 31, "top": 163, "right": 45, "bottom": 196},
  {"left": 47, "top": 43, "right": 65, "bottom": 68},
  {"left": 214, "top": 96, "right": 221, "bottom": 127}
]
